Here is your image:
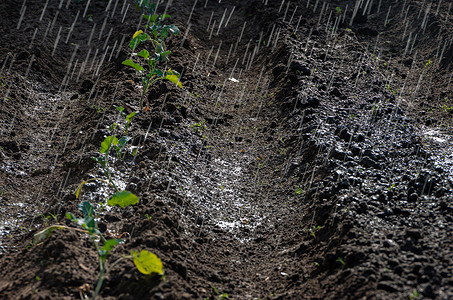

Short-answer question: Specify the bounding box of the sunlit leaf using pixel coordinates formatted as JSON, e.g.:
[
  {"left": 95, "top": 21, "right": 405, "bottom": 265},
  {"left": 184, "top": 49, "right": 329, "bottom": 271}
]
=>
[
  {"left": 164, "top": 71, "right": 182, "bottom": 88},
  {"left": 116, "top": 106, "right": 125, "bottom": 116},
  {"left": 108, "top": 191, "right": 139, "bottom": 208},
  {"left": 132, "top": 30, "right": 143, "bottom": 39},
  {"left": 132, "top": 250, "right": 164, "bottom": 275},
  {"left": 100, "top": 136, "right": 115, "bottom": 153},
  {"left": 137, "top": 49, "right": 150, "bottom": 59},
  {"left": 122, "top": 59, "right": 145, "bottom": 72},
  {"left": 126, "top": 112, "right": 137, "bottom": 122}
]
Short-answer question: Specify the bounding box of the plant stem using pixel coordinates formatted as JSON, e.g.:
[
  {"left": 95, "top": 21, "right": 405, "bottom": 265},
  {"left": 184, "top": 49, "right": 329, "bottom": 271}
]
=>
[
  {"left": 103, "top": 153, "right": 119, "bottom": 193},
  {"left": 92, "top": 239, "right": 105, "bottom": 300}
]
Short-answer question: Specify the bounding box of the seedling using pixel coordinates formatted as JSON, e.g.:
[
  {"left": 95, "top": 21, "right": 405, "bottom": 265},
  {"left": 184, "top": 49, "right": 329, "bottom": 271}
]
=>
[
  {"left": 123, "top": 3, "right": 182, "bottom": 110},
  {"left": 336, "top": 257, "right": 345, "bottom": 265},
  {"left": 302, "top": 225, "right": 323, "bottom": 239},
  {"left": 76, "top": 107, "right": 137, "bottom": 197},
  {"left": 212, "top": 286, "right": 229, "bottom": 299},
  {"left": 409, "top": 289, "right": 420, "bottom": 299},
  {"left": 34, "top": 201, "right": 163, "bottom": 299},
  {"left": 191, "top": 120, "right": 206, "bottom": 133},
  {"left": 295, "top": 186, "right": 304, "bottom": 195}
]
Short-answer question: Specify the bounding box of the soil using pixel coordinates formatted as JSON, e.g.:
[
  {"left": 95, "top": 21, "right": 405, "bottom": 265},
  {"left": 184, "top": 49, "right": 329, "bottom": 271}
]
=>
[{"left": 1, "top": 0, "right": 452, "bottom": 299}]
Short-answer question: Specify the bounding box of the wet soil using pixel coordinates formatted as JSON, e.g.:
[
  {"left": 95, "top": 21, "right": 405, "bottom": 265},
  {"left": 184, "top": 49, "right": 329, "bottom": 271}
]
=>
[{"left": 1, "top": 0, "right": 452, "bottom": 299}]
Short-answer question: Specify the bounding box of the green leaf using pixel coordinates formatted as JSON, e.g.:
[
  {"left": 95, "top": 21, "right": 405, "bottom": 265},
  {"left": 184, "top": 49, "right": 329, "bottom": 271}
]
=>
[
  {"left": 66, "top": 212, "right": 76, "bottom": 221},
  {"left": 137, "top": 49, "right": 150, "bottom": 59},
  {"left": 100, "top": 136, "right": 113, "bottom": 153},
  {"left": 164, "top": 71, "right": 182, "bottom": 88},
  {"left": 66, "top": 212, "right": 100, "bottom": 236},
  {"left": 92, "top": 156, "right": 106, "bottom": 168},
  {"left": 167, "top": 24, "right": 180, "bottom": 35},
  {"left": 116, "top": 106, "right": 125, "bottom": 116},
  {"left": 78, "top": 201, "right": 95, "bottom": 218},
  {"left": 151, "top": 69, "right": 164, "bottom": 77},
  {"left": 143, "top": 14, "right": 158, "bottom": 23},
  {"left": 101, "top": 238, "right": 121, "bottom": 252},
  {"left": 122, "top": 59, "right": 145, "bottom": 72},
  {"left": 118, "top": 136, "right": 131, "bottom": 148},
  {"left": 132, "top": 250, "right": 164, "bottom": 275},
  {"left": 129, "top": 33, "right": 151, "bottom": 49},
  {"left": 108, "top": 191, "right": 139, "bottom": 208},
  {"left": 126, "top": 112, "right": 137, "bottom": 122}
]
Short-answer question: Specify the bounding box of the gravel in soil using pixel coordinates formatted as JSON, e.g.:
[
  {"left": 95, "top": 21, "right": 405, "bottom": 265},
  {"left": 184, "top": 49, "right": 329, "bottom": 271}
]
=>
[{"left": 0, "top": 0, "right": 452, "bottom": 299}]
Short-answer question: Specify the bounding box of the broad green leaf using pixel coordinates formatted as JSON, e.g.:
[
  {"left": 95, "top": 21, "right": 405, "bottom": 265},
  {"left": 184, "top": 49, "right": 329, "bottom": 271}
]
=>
[
  {"left": 122, "top": 59, "right": 144, "bottom": 72},
  {"left": 78, "top": 201, "right": 95, "bottom": 218},
  {"left": 132, "top": 250, "right": 164, "bottom": 275},
  {"left": 100, "top": 136, "right": 116, "bottom": 153},
  {"left": 161, "top": 14, "right": 171, "bottom": 20},
  {"left": 137, "top": 49, "right": 150, "bottom": 59},
  {"left": 101, "top": 238, "right": 121, "bottom": 252},
  {"left": 33, "top": 225, "right": 64, "bottom": 245},
  {"left": 108, "top": 191, "right": 139, "bottom": 208}
]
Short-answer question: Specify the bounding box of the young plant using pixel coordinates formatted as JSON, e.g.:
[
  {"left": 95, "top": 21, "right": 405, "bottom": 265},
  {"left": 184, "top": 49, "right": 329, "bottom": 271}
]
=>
[
  {"left": 109, "top": 106, "right": 137, "bottom": 159},
  {"left": 76, "top": 107, "right": 137, "bottom": 196},
  {"left": 301, "top": 225, "right": 323, "bottom": 239},
  {"left": 33, "top": 201, "right": 164, "bottom": 299},
  {"left": 123, "top": 4, "right": 182, "bottom": 110}
]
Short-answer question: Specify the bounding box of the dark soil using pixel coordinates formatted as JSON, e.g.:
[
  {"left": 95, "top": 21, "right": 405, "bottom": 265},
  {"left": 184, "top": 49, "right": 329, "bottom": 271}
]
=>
[{"left": 1, "top": 0, "right": 452, "bottom": 299}]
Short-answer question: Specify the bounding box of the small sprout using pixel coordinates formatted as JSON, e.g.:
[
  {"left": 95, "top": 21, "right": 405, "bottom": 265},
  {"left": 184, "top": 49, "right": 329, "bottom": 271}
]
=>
[
  {"left": 335, "top": 7, "right": 342, "bottom": 14},
  {"left": 295, "top": 186, "right": 304, "bottom": 195},
  {"left": 336, "top": 257, "right": 345, "bottom": 265},
  {"left": 409, "top": 289, "right": 420, "bottom": 299}
]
